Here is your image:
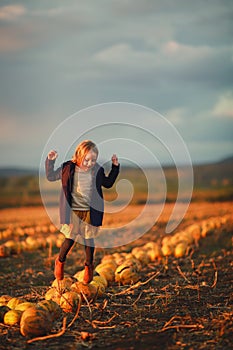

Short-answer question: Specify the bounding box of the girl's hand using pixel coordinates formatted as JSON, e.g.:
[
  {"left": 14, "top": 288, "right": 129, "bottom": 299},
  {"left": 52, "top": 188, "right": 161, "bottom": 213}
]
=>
[
  {"left": 48, "top": 150, "right": 58, "bottom": 160},
  {"left": 111, "top": 154, "right": 119, "bottom": 166}
]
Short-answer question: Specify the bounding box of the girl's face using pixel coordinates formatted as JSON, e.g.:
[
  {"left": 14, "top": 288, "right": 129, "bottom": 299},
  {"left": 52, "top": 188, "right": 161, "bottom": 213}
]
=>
[{"left": 80, "top": 150, "right": 97, "bottom": 171}]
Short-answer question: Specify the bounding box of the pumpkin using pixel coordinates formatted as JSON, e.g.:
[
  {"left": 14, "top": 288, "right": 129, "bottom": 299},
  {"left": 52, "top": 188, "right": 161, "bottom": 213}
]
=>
[
  {"left": 162, "top": 235, "right": 172, "bottom": 246},
  {"left": 73, "top": 269, "right": 85, "bottom": 282},
  {"left": 90, "top": 281, "right": 105, "bottom": 297},
  {"left": 115, "top": 265, "right": 140, "bottom": 285},
  {"left": 4, "top": 309, "right": 22, "bottom": 325},
  {"left": 115, "top": 259, "right": 140, "bottom": 273},
  {"left": 143, "top": 242, "right": 157, "bottom": 250},
  {"left": 7, "top": 297, "right": 25, "bottom": 310},
  {"left": 0, "top": 305, "right": 10, "bottom": 322},
  {"left": 15, "top": 302, "right": 35, "bottom": 312},
  {"left": 145, "top": 243, "right": 162, "bottom": 261},
  {"left": 95, "top": 267, "right": 115, "bottom": 284},
  {"left": 0, "top": 294, "right": 12, "bottom": 306},
  {"left": 124, "top": 257, "right": 142, "bottom": 270},
  {"left": 51, "top": 277, "right": 73, "bottom": 291},
  {"left": 25, "top": 236, "right": 40, "bottom": 250},
  {"left": 71, "top": 282, "right": 97, "bottom": 302},
  {"left": 161, "top": 243, "right": 174, "bottom": 256},
  {"left": 0, "top": 244, "right": 10, "bottom": 257},
  {"left": 95, "top": 262, "right": 116, "bottom": 273},
  {"left": 56, "top": 233, "right": 65, "bottom": 248},
  {"left": 101, "top": 254, "right": 117, "bottom": 265},
  {"left": 201, "top": 221, "right": 214, "bottom": 237},
  {"left": 131, "top": 249, "right": 149, "bottom": 265},
  {"left": 187, "top": 224, "right": 201, "bottom": 240},
  {"left": 60, "top": 291, "right": 81, "bottom": 313},
  {"left": 112, "top": 252, "right": 125, "bottom": 265},
  {"left": 20, "top": 307, "right": 53, "bottom": 337},
  {"left": 4, "top": 240, "right": 19, "bottom": 254},
  {"left": 93, "top": 275, "right": 108, "bottom": 289},
  {"left": 178, "top": 231, "right": 193, "bottom": 245},
  {"left": 45, "top": 287, "right": 61, "bottom": 305},
  {"left": 174, "top": 242, "right": 188, "bottom": 258},
  {"left": 37, "top": 300, "right": 61, "bottom": 319},
  {"left": 170, "top": 234, "right": 182, "bottom": 246}
]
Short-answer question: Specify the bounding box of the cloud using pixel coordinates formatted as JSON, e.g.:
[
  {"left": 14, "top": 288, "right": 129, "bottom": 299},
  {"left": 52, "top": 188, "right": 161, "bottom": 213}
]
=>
[
  {"left": 165, "top": 107, "right": 188, "bottom": 125},
  {"left": 0, "top": 5, "right": 26, "bottom": 21},
  {"left": 92, "top": 40, "right": 233, "bottom": 93},
  {"left": 0, "top": 26, "right": 30, "bottom": 53},
  {"left": 0, "top": 0, "right": 233, "bottom": 166},
  {"left": 212, "top": 91, "right": 233, "bottom": 118}
]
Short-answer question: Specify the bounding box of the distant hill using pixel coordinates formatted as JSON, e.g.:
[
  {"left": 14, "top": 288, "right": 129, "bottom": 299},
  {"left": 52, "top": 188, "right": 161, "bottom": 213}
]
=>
[
  {"left": 0, "top": 155, "right": 232, "bottom": 180},
  {"left": 193, "top": 155, "right": 233, "bottom": 187},
  {"left": 0, "top": 155, "right": 232, "bottom": 208},
  {"left": 218, "top": 155, "right": 233, "bottom": 165},
  {"left": 0, "top": 167, "right": 38, "bottom": 178},
  {"left": 0, "top": 155, "right": 232, "bottom": 177}
]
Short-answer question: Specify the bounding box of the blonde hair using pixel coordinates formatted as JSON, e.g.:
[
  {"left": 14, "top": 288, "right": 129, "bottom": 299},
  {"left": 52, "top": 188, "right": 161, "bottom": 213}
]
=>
[{"left": 72, "top": 140, "right": 98, "bottom": 166}]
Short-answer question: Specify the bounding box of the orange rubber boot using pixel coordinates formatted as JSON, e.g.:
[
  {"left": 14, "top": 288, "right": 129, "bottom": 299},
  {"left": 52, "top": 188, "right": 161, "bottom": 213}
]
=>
[
  {"left": 83, "top": 263, "right": 94, "bottom": 284},
  {"left": 54, "top": 257, "right": 65, "bottom": 280}
]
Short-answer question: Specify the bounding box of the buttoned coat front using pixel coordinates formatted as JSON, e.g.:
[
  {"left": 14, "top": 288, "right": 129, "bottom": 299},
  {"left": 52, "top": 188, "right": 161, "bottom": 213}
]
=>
[{"left": 45, "top": 158, "right": 120, "bottom": 227}]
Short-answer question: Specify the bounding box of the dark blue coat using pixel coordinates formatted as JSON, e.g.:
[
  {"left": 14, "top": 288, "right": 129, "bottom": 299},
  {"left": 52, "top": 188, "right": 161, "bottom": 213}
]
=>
[{"left": 45, "top": 158, "right": 120, "bottom": 226}]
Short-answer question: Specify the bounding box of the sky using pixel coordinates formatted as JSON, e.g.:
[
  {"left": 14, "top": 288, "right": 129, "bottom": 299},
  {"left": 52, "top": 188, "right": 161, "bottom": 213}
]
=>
[{"left": 0, "top": 0, "right": 233, "bottom": 168}]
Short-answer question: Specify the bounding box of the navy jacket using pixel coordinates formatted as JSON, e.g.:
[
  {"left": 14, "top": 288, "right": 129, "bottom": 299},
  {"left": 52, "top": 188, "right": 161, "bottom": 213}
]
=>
[{"left": 45, "top": 158, "right": 120, "bottom": 226}]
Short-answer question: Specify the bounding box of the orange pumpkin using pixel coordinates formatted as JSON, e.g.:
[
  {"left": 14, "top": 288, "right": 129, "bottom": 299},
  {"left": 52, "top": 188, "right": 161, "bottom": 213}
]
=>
[
  {"left": 60, "top": 291, "right": 81, "bottom": 313},
  {"left": 0, "top": 295, "right": 12, "bottom": 306},
  {"left": 71, "top": 282, "right": 97, "bottom": 302}
]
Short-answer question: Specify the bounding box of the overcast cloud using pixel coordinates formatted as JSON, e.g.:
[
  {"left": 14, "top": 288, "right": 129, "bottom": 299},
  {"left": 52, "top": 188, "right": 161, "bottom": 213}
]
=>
[{"left": 0, "top": 0, "right": 233, "bottom": 167}]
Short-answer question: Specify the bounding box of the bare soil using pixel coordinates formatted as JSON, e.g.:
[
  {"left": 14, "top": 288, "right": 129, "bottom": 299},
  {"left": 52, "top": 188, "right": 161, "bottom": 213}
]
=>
[{"left": 0, "top": 202, "right": 232, "bottom": 350}]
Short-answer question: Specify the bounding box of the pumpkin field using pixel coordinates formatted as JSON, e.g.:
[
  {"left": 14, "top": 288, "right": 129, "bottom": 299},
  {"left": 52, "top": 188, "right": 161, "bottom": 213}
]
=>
[{"left": 0, "top": 200, "right": 232, "bottom": 350}]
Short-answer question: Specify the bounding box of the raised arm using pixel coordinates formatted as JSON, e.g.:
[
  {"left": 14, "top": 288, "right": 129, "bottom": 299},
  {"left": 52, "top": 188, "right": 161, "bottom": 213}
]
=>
[
  {"left": 45, "top": 150, "right": 62, "bottom": 181},
  {"left": 101, "top": 154, "right": 120, "bottom": 188}
]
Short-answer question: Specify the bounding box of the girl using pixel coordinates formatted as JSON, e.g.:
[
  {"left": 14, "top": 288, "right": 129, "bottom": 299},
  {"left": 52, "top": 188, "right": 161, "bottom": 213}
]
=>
[{"left": 45, "top": 140, "right": 120, "bottom": 284}]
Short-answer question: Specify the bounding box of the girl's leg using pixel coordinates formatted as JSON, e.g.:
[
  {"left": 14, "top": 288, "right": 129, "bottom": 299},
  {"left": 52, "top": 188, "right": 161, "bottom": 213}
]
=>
[
  {"left": 83, "top": 238, "right": 95, "bottom": 284},
  {"left": 59, "top": 238, "right": 75, "bottom": 262},
  {"left": 54, "top": 238, "right": 74, "bottom": 280},
  {"left": 84, "top": 238, "right": 95, "bottom": 265}
]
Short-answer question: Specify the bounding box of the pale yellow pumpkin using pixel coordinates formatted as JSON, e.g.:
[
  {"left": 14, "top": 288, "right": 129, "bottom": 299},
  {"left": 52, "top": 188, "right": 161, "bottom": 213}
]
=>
[
  {"left": 45, "top": 287, "right": 61, "bottom": 305},
  {"left": 161, "top": 243, "right": 174, "bottom": 256},
  {"left": 4, "top": 309, "right": 22, "bottom": 325},
  {"left": 15, "top": 302, "right": 35, "bottom": 312},
  {"left": 101, "top": 254, "right": 117, "bottom": 265},
  {"left": 145, "top": 243, "right": 162, "bottom": 261},
  {"left": 90, "top": 281, "right": 105, "bottom": 297},
  {"left": 95, "top": 267, "right": 115, "bottom": 284},
  {"left": 95, "top": 262, "right": 117, "bottom": 273},
  {"left": 115, "top": 266, "right": 139, "bottom": 285},
  {"left": 4, "top": 240, "right": 19, "bottom": 254},
  {"left": 174, "top": 242, "right": 188, "bottom": 258},
  {"left": 131, "top": 249, "right": 149, "bottom": 265},
  {"left": 93, "top": 275, "right": 108, "bottom": 289},
  {"left": 73, "top": 269, "right": 85, "bottom": 282},
  {"left": 7, "top": 297, "right": 25, "bottom": 310}
]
